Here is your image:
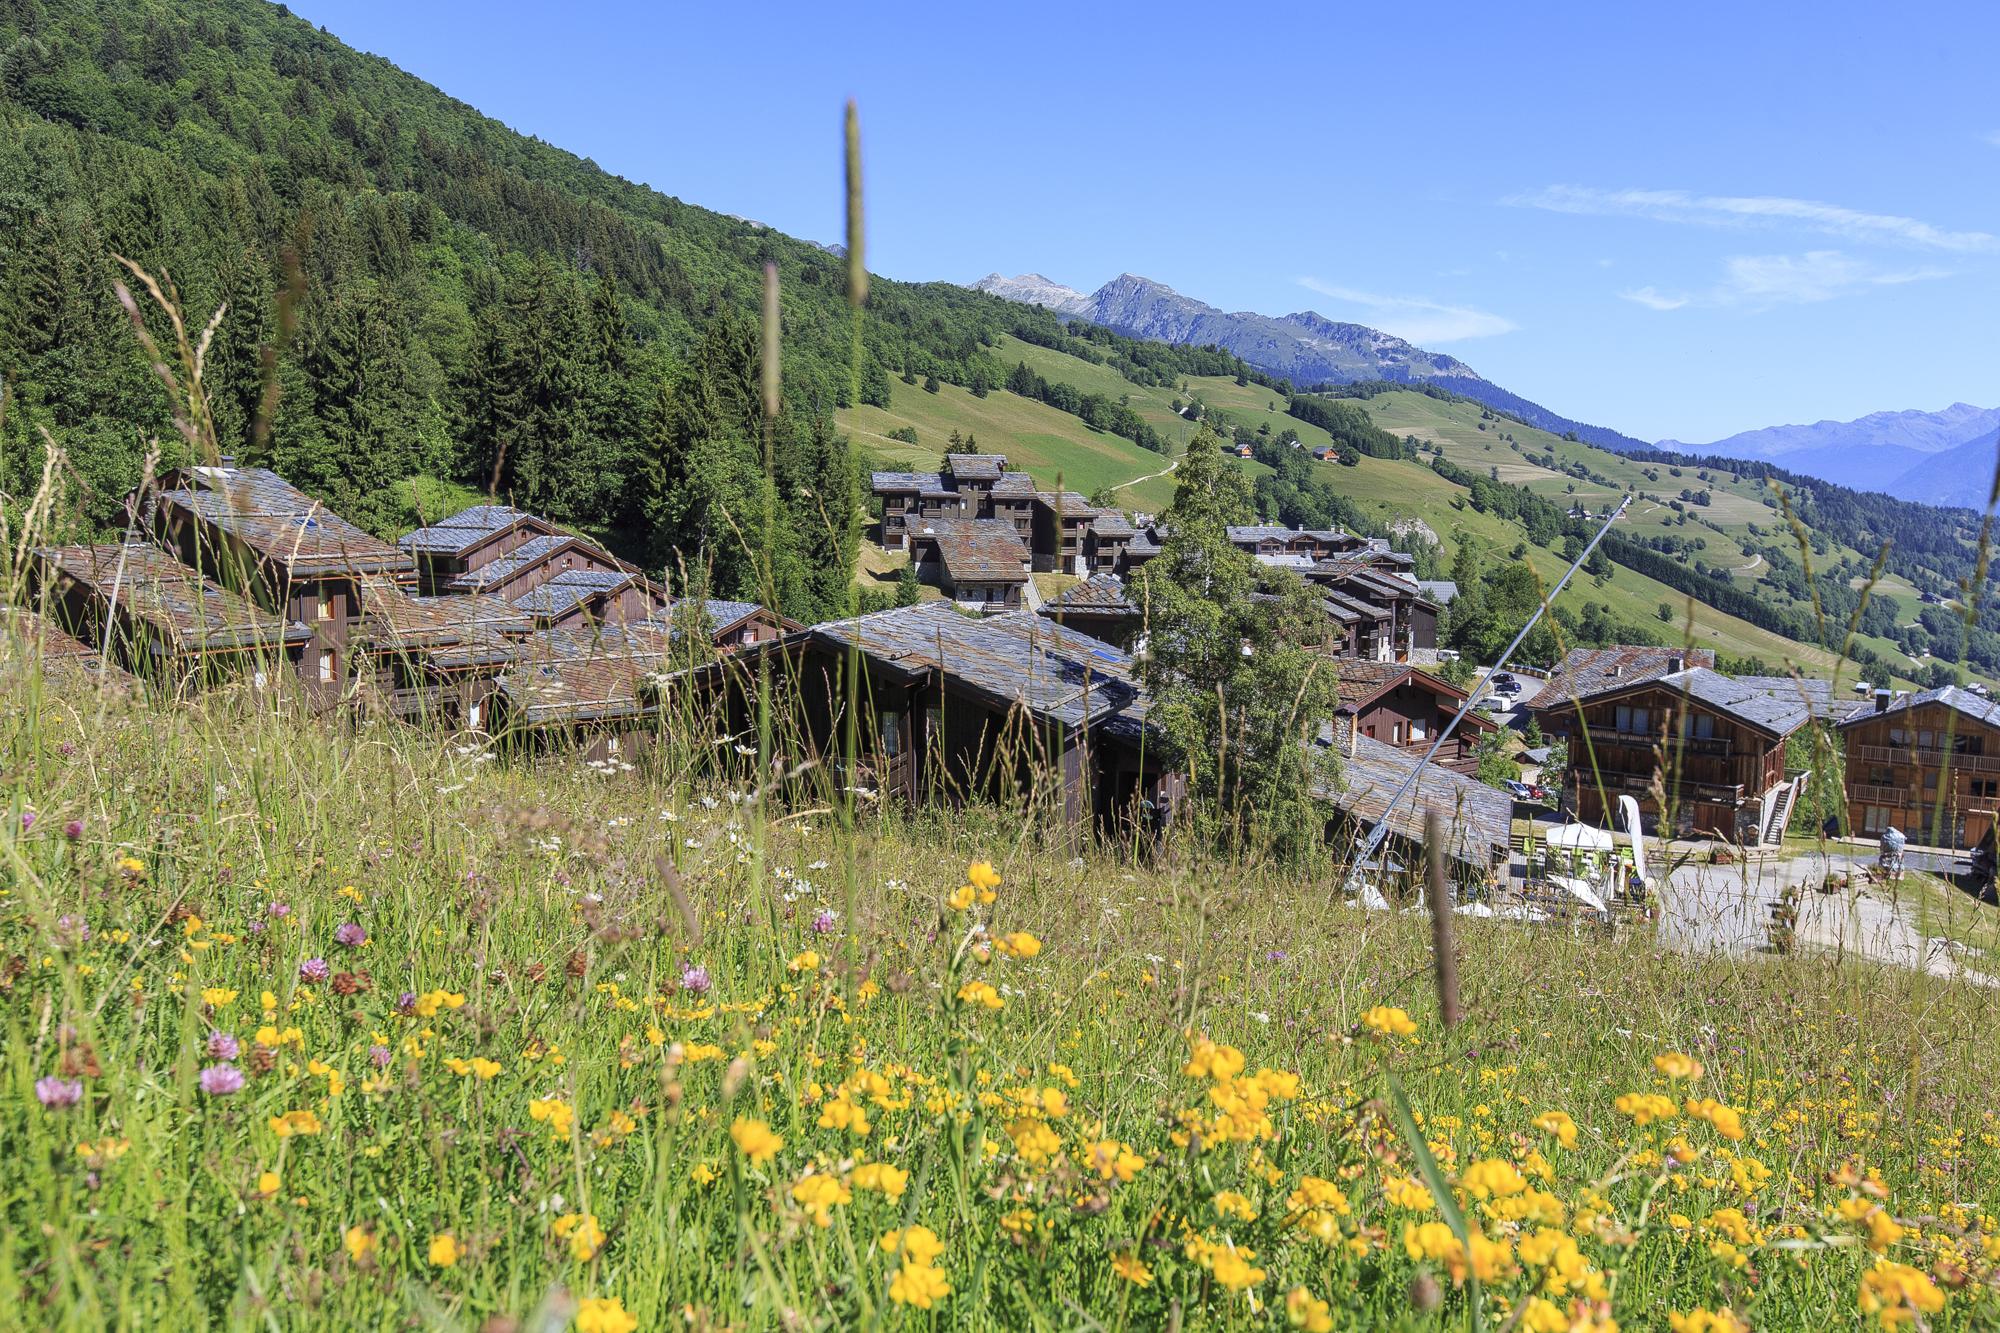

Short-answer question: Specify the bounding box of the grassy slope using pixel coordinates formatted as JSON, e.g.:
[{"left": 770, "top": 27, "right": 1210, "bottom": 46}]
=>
[
  {"left": 839, "top": 376, "right": 1172, "bottom": 502},
  {"left": 1350, "top": 390, "right": 1945, "bottom": 682},
  {"left": 5, "top": 654, "right": 2000, "bottom": 1328},
  {"left": 852, "top": 336, "right": 1911, "bottom": 679}
]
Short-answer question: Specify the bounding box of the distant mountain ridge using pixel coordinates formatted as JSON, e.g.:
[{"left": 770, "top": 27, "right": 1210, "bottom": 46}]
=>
[
  {"left": 1662, "top": 404, "right": 2000, "bottom": 506},
  {"left": 972, "top": 272, "right": 1650, "bottom": 453}
]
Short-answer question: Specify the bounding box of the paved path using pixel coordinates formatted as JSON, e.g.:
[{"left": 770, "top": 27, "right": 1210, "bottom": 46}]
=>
[{"left": 1654, "top": 848, "right": 1994, "bottom": 984}]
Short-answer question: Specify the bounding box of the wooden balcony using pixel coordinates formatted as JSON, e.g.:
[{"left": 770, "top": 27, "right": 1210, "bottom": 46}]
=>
[
  {"left": 1847, "top": 742, "right": 2000, "bottom": 774},
  {"left": 1596, "top": 769, "right": 1746, "bottom": 806},
  {"left": 1582, "top": 726, "right": 1732, "bottom": 757}
]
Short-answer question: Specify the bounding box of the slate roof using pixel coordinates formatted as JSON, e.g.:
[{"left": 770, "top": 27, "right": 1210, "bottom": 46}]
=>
[
  {"left": 511, "top": 569, "right": 638, "bottom": 620},
  {"left": 871, "top": 470, "right": 946, "bottom": 493},
  {"left": 989, "top": 472, "right": 1038, "bottom": 500},
  {"left": 35, "top": 544, "right": 311, "bottom": 653},
  {"left": 356, "top": 579, "right": 532, "bottom": 665},
  {"left": 701, "top": 599, "right": 767, "bottom": 632},
  {"left": 912, "top": 519, "right": 1030, "bottom": 585},
  {"left": 1574, "top": 666, "right": 1811, "bottom": 737},
  {"left": 1537, "top": 645, "right": 1717, "bottom": 704},
  {"left": 1090, "top": 513, "right": 1136, "bottom": 539},
  {"left": 1227, "top": 525, "right": 1350, "bottom": 547},
  {"left": 1836, "top": 684, "right": 2000, "bottom": 732},
  {"left": 1314, "top": 727, "right": 1512, "bottom": 867},
  {"left": 496, "top": 623, "right": 676, "bottom": 725},
  {"left": 796, "top": 603, "right": 1153, "bottom": 742},
  {"left": 1320, "top": 588, "right": 1393, "bottom": 624},
  {"left": 1226, "top": 525, "right": 1298, "bottom": 544},
  {"left": 399, "top": 505, "right": 548, "bottom": 556},
  {"left": 1734, "top": 674, "right": 1843, "bottom": 720},
  {"left": 1126, "top": 531, "right": 1162, "bottom": 557},
  {"left": 154, "top": 468, "right": 411, "bottom": 577},
  {"left": 1418, "top": 580, "right": 1460, "bottom": 605},
  {"left": 0, "top": 608, "right": 135, "bottom": 686},
  {"left": 945, "top": 453, "right": 1007, "bottom": 482},
  {"left": 444, "top": 534, "right": 615, "bottom": 593},
  {"left": 1041, "top": 574, "right": 1137, "bottom": 616},
  {"left": 1034, "top": 491, "right": 1099, "bottom": 521}
]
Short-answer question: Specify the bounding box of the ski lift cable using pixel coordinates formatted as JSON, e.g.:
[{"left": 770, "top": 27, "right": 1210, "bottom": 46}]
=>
[{"left": 1345, "top": 494, "right": 1632, "bottom": 898}]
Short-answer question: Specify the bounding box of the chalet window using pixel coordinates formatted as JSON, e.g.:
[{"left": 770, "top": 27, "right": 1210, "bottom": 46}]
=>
[
  {"left": 1923, "top": 769, "right": 1939, "bottom": 792},
  {"left": 467, "top": 700, "right": 483, "bottom": 729},
  {"left": 881, "top": 711, "right": 905, "bottom": 758},
  {"left": 1919, "top": 730, "right": 1936, "bottom": 749},
  {"left": 1954, "top": 735, "right": 1985, "bottom": 756},
  {"left": 1973, "top": 779, "right": 1998, "bottom": 799},
  {"left": 1679, "top": 714, "right": 1715, "bottom": 740},
  {"left": 1889, "top": 728, "right": 1908, "bottom": 746},
  {"left": 317, "top": 650, "right": 335, "bottom": 684},
  {"left": 315, "top": 594, "right": 334, "bottom": 621},
  {"left": 1614, "top": 705, "right": 1650, "bottom": 735},
  {"left": 1391, "top": 722, "right": 1406, "bottom": 745},
  {"left": 605, "top": 735, "right": 621, "bottom": 756}
]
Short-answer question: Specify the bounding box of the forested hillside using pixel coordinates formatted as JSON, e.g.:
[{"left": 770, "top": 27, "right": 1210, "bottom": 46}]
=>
[{"left": 0, "top": 0, "right": 1103, "bottom": 618}]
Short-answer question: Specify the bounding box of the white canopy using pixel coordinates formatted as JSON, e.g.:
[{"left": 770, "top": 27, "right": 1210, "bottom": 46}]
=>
[{"left": 1542, "top": 823, "right": 1614, "bottom": 852}]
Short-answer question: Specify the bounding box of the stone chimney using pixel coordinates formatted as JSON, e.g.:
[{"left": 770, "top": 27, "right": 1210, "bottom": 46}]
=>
[{"left": 1875, "top": 687, "right": 1892, "bottom": 713}]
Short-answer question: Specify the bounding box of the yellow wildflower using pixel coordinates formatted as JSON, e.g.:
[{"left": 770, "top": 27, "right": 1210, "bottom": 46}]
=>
[
  {"left": 731, "top": 1116, "right": 784, "bottom": 1164},
  {"left": 1360, "top": 1006, "right": 1418, "bottom": 1038}
]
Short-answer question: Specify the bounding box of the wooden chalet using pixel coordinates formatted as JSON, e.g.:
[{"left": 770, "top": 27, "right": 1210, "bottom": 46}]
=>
[
  {"left": 666, "top": 599, "right": 801, "bottom": 653},
  {"left": 31, "top": 543, "right": 311, "bottom": 691},
  {"left": 690, "top": 602, "right": 1180, "bottom": 839},
  {"left": 1225, "top": 525, "right": 1359, "bottom": 563},
  {"left": 1334, "top": 661, "right": 1494, "bottom": 773},
  {"left": 350, "top": 578, "right": 534, "bottom": 727},
  {"left": 1038, "top": 573, "right": 1141, "bottom": 649},
  {"left": 489, "top": 623, "right": 677, "bottom": 763},
  {"left": 1839, "top": 685, "right": 2000, "bottom": 848},
  {"left": 871, "top": 454, "right": 1030, "bottom": 552},
  {"left": 1084, "top": 512, "right": 1138, "bottom": 574},
  {"left": 144, "top": 466, "right": 412, "bottom": 697},
  {"left": 1303, "top": 559, "right": 1439, "bottom": 660},
  {"left": 398, "top": 505, "right": 561, "bottom": 594},
  {"left": 1030, "top": 491, "right": 1106, "bottom": 575},
  {"left": 436, "top": 531, "right": 629, "bottom": 596},
  {"left": 908, "top": 519, "right": 1032, "bottom": 611},
  {"left": 1535, "top": 664, "right": 1810, "bottom": 844}
]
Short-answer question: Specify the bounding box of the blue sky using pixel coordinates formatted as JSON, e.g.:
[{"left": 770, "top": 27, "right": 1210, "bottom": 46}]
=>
[{"left": 293, "top": 0, "right": 2000, "bottom": 443}]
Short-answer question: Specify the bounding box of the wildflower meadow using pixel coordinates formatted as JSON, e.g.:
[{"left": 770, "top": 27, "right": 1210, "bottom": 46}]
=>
[{"left": 2, "top": 658, "right": 1998, "bottom": 1331}]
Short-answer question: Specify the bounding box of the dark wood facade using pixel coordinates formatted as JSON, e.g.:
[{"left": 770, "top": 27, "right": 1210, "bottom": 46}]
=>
[
  {"left": 1536, "top": 671, "right": 1805, "bottom": 842},
  {"left": 1839, "top": 689, "right": 2000, "bottom": 848}
]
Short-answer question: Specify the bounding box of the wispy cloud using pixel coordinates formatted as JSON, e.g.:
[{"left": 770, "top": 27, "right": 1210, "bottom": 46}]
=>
[
  {"left": 1510, "top": 185, "right": 1998, "bottom": 253},
  {"left": 1618, "top": 250, "right": 1949, "bottom": 311},
  {"left": 1295, "top": 278, "right": 1516, "bottom": 343},
  {"left": 1985, "top": 129, "right": 2000, "bottom": 147}
]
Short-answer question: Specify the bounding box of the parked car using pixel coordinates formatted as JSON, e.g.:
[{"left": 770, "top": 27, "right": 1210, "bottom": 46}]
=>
[{"left": 1502, "top": 779, "right": 1536, "bottom": 801}]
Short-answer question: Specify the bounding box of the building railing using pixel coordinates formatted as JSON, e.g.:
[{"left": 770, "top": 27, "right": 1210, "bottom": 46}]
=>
[
  {"left": 1848, "top": 783, "right": 1917, "bottom": 806},
  {"left": 1847, "top": 742, "right": 2000, "bottom": 774},
  {"left": 1583, "top": 726, "right": 1732, "bottom": 756}
]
